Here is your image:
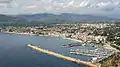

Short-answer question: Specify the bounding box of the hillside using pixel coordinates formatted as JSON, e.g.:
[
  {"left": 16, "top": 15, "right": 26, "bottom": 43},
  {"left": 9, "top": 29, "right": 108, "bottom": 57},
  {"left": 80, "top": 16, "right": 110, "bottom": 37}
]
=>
[
  {"left": 99, "top": 52, "right": 120, "bottom": 67},
  {"left": 0, "top": 13, "right": 119, "bottom": 23}
]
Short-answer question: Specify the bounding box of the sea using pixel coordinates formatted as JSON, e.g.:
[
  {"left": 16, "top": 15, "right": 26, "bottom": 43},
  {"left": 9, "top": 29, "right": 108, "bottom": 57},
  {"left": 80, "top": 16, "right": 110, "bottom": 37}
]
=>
[{"left": 0, "top": 32, "right": 94, "bottom": 67}]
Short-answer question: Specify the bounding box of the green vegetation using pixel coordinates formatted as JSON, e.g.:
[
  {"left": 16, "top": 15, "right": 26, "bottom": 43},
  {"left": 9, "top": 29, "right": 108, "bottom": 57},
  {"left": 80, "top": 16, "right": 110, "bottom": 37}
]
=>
[
  {"left": 91, "top": 23, "right": 120, "bottom": 46},
  {"left": 0, "top": 22, "right": 55, "bottom": 27},
  {"left": 100, "top": 52, "right": 120, "bottom": 67},
  {"left": 115, "top": 39, "right": 120, "bottom": 46}
]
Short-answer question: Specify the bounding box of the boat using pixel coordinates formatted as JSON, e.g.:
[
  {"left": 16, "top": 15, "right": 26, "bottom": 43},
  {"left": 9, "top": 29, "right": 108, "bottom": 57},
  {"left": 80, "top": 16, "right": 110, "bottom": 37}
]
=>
[{"left": 62, "top": 43, "right": 81, "bottom": 47}]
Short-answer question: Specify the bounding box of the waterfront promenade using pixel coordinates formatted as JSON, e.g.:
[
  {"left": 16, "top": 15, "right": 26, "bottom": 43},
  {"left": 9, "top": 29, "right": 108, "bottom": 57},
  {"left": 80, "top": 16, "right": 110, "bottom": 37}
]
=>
[{"left": 28, "top": 44, "right": 97, "bottom": 67}]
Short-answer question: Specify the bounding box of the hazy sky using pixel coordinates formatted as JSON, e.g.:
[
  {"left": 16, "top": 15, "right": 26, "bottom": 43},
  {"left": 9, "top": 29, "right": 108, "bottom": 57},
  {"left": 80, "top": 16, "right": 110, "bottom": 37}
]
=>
[{"left": 0, "top": 0, "right": 120, "bottom": 17}]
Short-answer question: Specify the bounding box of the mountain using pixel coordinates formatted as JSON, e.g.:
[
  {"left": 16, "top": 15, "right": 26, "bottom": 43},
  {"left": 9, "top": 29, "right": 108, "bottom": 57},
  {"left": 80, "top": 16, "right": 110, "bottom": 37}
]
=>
[
  {"left": 15, "top": 13, "right": 119, "bottom": 22},
  {"left": 0, "top": 14, "right": 14, "bottom": 23},
  {"left": 0, "top": 13, "right": 119, "bottom": 23},
  {"left": 0, "top": 14, "right": 28, "bottom": 23}
]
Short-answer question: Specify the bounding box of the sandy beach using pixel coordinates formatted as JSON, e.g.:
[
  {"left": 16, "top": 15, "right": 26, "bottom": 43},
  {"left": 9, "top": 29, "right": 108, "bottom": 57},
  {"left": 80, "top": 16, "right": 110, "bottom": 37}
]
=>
[
  {"left": 62, "top": 38, "right": 83, "bottom": 43},
  {"left": 4, "top": 32, "right": 83, "bottom": 43}
]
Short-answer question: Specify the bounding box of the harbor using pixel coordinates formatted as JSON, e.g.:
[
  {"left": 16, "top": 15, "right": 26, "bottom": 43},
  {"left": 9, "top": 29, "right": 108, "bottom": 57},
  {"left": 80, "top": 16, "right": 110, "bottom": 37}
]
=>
[
  {"left": 0, "top": 31, "right": 118, "bottom": 67},
  {"left": 70, "top": 48, "right": 115, "bottom": 63},
  {"left": 60, "top": 43, "right": 116, "bottom": 63},
  {"left": 1, "top": 32, "right": 117, "bottom": 66},
  {"left": 0, "top": 33, "right": 89, "bottom": 67},
  {"left": 28, "top": 44, "right": 97, "bottom": 67}
]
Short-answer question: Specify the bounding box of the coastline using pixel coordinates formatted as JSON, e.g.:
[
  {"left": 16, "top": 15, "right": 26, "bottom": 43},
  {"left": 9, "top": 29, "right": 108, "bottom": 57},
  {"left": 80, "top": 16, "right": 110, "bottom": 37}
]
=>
[
  {"left": 1, "top": 31, "right": 117, "bottom": 66},
  {"left": 62, "top": 38, "right": 83, "bottom": 43},
  {"left": 3, "top": 32, "right": 117, "bottom": 49},
  {"left": 4, "top": 31, "right": 83, "bottom": 43},
  {"left": 0, "top": 32, "right": 95, "bottom": 67}
]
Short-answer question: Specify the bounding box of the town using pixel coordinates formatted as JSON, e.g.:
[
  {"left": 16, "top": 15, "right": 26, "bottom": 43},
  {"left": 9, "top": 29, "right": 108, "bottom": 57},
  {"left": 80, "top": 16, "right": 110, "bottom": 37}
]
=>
[
  {"left": 0, "top": 22, "right": 120, "bottom": 66},
  {"left": 0, "top": 23, "right": 120, "bottom": 47}
]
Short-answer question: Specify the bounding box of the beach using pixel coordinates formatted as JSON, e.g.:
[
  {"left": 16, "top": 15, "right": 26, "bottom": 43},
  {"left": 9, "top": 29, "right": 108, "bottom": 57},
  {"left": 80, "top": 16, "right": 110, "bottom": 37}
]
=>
[{"left": 4, "top": 31, "right": 83, "bottom": 43}]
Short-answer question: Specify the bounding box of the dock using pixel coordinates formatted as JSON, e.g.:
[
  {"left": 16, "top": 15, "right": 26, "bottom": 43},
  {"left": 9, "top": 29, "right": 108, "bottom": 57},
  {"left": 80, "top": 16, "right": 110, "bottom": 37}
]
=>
[{"left": 27, "top": 44, "right": 97, "bottom": 67}]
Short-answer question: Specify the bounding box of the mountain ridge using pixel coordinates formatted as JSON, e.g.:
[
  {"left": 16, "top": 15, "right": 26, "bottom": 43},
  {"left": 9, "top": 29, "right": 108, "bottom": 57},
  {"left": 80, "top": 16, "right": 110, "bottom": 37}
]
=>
[{"left": 0, "top": 13, "right": 119, "bottom": 23}]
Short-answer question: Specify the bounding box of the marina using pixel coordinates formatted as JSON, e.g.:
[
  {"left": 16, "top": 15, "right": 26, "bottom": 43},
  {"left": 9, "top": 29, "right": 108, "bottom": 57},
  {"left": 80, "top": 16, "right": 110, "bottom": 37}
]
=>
[
  {"left": 0, "top": 33, "right": 88, "bottom": 67},
  {"left": 28, "top": 44, "right": 97, "bottom": 67},
  {"left": 0, "top": 32, "right": 117, "bottom": 67},
  {"left": 70, "top": 47, "right": 115, "bottom": 62}
]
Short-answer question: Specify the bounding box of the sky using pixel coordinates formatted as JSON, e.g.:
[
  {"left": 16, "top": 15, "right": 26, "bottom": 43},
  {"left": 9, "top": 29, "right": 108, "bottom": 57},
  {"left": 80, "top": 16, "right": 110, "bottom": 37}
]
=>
[{"left": 0, "top": 0, "right": 120, "bottom": 17}]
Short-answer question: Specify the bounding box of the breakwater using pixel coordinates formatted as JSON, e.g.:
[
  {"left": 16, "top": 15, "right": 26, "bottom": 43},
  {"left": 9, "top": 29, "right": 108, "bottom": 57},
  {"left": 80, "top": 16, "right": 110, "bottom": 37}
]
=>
[{"left": 27, "top": 44, "right": 97, "bottom": 67}]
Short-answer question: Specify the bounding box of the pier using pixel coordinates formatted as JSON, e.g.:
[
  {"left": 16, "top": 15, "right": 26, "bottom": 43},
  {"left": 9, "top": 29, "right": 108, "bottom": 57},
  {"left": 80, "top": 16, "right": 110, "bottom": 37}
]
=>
[{"left": 27, "top": 44, "right": 97, "bottom": 67}]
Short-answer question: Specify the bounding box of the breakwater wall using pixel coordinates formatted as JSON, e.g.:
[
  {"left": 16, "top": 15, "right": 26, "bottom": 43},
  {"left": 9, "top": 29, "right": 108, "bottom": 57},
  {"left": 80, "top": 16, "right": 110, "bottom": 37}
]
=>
[{"left": 27, "top": 44, "right": 97, "bottom": 67}]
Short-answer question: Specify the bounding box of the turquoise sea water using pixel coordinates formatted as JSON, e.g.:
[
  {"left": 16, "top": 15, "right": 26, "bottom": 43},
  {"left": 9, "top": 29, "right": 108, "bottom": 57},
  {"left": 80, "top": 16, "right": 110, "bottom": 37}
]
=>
[{"left": 0, "top": 33, "right": 90, "bottom": 67}]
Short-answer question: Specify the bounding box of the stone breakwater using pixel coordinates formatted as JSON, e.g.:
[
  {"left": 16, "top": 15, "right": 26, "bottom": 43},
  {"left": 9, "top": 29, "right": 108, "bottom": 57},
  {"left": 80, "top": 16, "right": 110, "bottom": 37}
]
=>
[{"left": 27, "top": 44, "right": 97, "bottom": 67}]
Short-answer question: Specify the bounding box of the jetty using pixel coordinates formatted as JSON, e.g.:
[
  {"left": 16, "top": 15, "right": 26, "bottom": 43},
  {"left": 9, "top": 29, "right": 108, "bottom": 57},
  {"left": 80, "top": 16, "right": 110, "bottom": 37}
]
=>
[{"left": 27, "top": 44, "right": 97, "bottom": 67}]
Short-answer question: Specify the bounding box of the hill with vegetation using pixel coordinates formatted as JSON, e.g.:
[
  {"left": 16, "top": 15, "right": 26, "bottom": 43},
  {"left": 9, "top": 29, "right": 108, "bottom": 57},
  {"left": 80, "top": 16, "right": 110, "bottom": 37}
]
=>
[{"left": 0, "top": 13, "right": 119, "bottom": 24}]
